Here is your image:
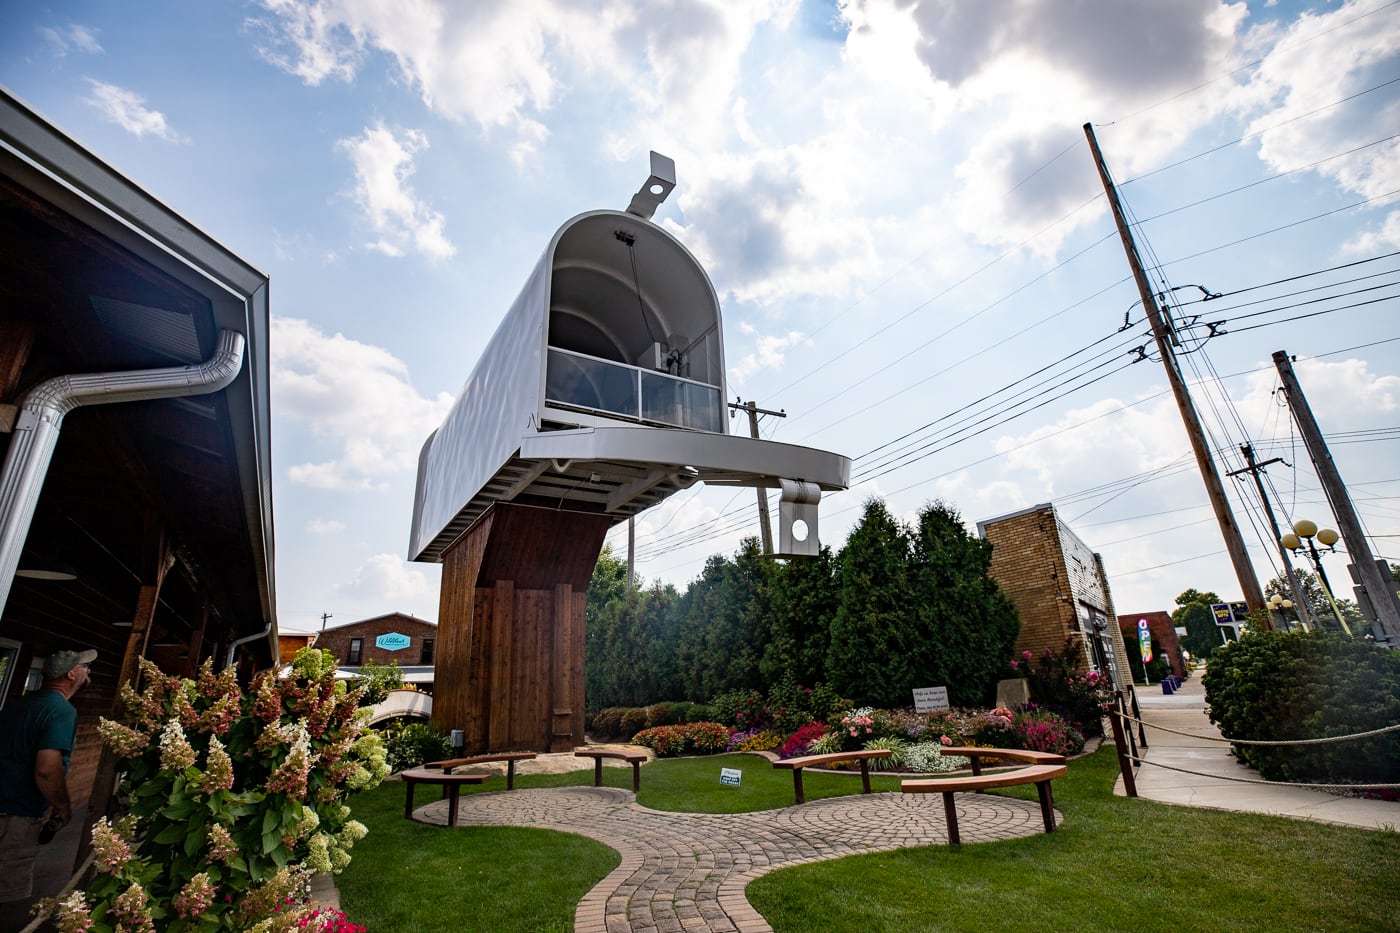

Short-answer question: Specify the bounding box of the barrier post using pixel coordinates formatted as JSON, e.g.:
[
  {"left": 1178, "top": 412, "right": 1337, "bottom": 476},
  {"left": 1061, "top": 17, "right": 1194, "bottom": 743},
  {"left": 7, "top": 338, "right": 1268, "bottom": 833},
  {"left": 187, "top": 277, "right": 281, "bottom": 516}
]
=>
[
  {"left": 1109, "top": 700, "right": 1138, "bottom": 798},
  {"left": 1129, "top": 686, "right": 1149, "bottom": 749}
]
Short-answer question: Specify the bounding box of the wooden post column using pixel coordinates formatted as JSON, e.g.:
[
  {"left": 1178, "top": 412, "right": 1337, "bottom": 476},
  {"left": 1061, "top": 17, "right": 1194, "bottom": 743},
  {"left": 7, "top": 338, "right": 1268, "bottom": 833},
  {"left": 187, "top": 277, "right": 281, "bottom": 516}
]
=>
[{"left": 433, "top": 503, "right": 611, "bottom": 754}]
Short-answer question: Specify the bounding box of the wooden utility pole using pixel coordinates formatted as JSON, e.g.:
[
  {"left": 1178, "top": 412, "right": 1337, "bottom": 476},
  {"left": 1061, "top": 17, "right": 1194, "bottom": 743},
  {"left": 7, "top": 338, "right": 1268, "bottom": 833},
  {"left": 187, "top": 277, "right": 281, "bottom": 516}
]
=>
[
  {"left": 729, "top": 398, "right": 785, "bottom": 553},
  {"left": 1228, "top": 444, "right": 1317, "bottom": 630},
  {"left": 1272, "top": 350, "right": 1400, "bottom": 644},
  {"left": 1084, "top": 123, "right": 1265, "bottom": 615}
]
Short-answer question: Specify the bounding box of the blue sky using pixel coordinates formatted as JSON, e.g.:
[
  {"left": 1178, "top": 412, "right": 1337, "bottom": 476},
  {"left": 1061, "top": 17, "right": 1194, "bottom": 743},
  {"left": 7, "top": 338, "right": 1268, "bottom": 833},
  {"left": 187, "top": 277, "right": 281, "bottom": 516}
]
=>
[{"left": 3, "top": 0, "right": 1398, "bottom": 635}]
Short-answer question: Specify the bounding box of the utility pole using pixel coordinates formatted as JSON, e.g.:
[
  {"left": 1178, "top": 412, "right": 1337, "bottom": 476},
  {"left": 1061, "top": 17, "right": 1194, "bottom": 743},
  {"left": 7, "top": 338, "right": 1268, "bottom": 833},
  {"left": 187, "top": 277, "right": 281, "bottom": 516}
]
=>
[
  {"left": 320, "top": 612, "right": 332, "bottom": 632},
  {"left": 1084, "top": 123, "right": 1265, "bottom": 615},
  {"left": 1228, "top": 444, "right": 1317, "bottom": 630},
  {"left": 1272, "top": 350, "right": 1400, "bottom": 644},
  {"left": 728, "top": 398, "right": 785, "bottom": 553}
]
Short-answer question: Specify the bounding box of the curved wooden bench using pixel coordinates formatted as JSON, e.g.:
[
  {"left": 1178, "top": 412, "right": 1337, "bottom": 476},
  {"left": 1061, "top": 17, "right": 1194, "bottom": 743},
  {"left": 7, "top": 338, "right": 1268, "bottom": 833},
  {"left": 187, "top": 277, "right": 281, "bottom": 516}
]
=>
[
  {"left": 941, "top": 747, "right": 1066, "bottom": 772},
  {"left": 772, "top": 749, "right": 893, "bottom": 804},
  {"left": 902, "top": 763, "right": 1067, "bottom": 845},
  {"left": 575, "top": 748, "right": 648, "bottom": 792},
  {"left": 400, "top": 768, "right": 492, "bottom": 827},
  {"left": 424, "top": 751, "right": 538, "bottom": 789}
]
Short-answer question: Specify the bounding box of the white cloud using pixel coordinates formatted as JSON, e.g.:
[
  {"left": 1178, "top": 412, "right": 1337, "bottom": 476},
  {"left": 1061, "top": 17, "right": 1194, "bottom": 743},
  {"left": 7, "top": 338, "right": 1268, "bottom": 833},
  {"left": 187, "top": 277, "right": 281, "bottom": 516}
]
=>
[
  {"left": 306, "top": 518, "right": 347, "bottom": 534},
  {"left": 246, "top": 0, "right": 362, "bottom": 85},
  {"left": 272, "top": 316, "right": 455, "bottom": 490},
  {"left": 336, "top": 123, "right": 455, "bottom": 259},
  {"left": 335, "top": 552, "right": 437, "bottom": 603},
  {"left": 83, "top": 80, "right": 188, "bottom": 142},
  {"left": 39, "top": 23, "right": 103, "bottom": 57},
  {"left": 729, "top": 324, "right": 808, "bottom": 382}
]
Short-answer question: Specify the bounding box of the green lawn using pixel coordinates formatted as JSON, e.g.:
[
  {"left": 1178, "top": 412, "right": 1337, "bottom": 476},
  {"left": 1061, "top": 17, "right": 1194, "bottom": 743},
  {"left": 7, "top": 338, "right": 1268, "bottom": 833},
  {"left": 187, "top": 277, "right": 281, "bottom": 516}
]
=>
[
  {"left": 748, "top": 750, "right": 1400, "bottom": 932},
  {"left": 337, "top": 749, "right": 1400, "bottom": 932}
]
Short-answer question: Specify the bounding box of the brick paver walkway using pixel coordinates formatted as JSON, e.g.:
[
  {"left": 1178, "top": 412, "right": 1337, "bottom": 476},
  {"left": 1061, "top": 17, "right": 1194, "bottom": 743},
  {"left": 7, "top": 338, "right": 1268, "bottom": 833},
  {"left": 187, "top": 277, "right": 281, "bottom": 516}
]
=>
[{"left": 411, "top": 785, "right": 1056, "bottom": 932}]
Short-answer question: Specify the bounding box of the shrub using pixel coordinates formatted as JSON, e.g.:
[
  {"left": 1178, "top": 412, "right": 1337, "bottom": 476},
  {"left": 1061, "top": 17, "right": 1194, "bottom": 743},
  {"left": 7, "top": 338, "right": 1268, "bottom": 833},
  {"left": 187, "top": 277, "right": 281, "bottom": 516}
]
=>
[
  {"left": 834, "top": 707, "right": 877, "bottom": 752},
  {"left": 727, "top": 728, "right": 783, "bottom": 753},
  {"left": 1204, "top": 629, "right": 1400, "bottom": 785},
  {"left": 645, "top": 702, "right": 690, "bottom": 728},
  {"left": 904, "top": 742, "right": 970, "bottom": 773},
  {"left": 805, "top": 730, "right": 843, "bottom": 756},
  {"left": 632, "top": 722, "right": 731, "bottom": 757},
  {"left": 778, "top": 721, "right": 829, "bottom": 759},
  {"left": 708, "top": 689, "right": 769, "bottom": 731},
  {"left": 72, "top": 648, "right": 386, "bottom": 932},
  {"left": 1013, "top": 636, "right": 1114, "bottom": 736},
  {"left": 861, "top": 736, "right": 908, "bottom": 771},
  {"left": 620, "top": 707, "right": 650, "bottom": 737},
  {"left": 350, "top": 658, "right": 404, "bottom": 705},
  {"left": 1009, "top": 708, "right": 1085, "bottom": 756},
  {"left": 379, "top": 721, "right": 452, "bottom": 771},
  {"left": 764, "top": 675, "right": 847, "bottom": 736},
  {"left": 967, "top": 707, "right": 1017, "bottom": 747},
  {"left": 590, "top": 707, "right": 625, "bottom": 739}
]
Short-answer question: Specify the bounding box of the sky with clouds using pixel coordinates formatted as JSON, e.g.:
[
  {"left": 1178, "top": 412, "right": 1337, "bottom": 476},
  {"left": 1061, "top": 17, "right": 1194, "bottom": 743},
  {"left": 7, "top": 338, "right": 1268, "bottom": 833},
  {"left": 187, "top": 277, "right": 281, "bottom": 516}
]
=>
[{"left": 3, "top": 0, "right": 1397, "bottom": 637}]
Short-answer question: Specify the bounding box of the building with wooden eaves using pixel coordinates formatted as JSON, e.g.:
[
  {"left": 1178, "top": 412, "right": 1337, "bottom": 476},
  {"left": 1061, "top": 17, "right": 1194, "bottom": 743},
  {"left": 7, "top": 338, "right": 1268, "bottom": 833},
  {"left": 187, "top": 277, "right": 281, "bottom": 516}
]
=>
[{"left": 0, "top": 88, "right": 276, "bottom": 908}]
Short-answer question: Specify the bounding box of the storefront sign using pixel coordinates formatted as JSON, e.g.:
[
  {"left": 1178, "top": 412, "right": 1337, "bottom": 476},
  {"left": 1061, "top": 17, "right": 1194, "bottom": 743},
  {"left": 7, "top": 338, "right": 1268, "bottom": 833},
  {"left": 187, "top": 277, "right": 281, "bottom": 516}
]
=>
[{"left": 375, "top": 632, "right": 411, "bottom": 651}]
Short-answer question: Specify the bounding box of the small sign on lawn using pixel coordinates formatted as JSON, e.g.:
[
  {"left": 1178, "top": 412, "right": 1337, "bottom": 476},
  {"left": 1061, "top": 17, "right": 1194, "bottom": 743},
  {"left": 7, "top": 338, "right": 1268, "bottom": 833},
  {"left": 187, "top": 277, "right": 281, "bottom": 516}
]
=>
[
  {"left": 720, "top": 767, "right": 742, "bottom": 787},
  {"left": 912, "top": 686, "right": 949, "bottom": 712}
]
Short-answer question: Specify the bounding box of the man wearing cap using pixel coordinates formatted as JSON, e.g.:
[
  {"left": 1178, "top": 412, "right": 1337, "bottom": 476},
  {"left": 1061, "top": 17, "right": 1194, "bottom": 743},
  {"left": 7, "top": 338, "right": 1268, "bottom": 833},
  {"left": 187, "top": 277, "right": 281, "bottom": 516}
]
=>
[{"left": 0, "top": 648, "right": 95, "bottom": 904}]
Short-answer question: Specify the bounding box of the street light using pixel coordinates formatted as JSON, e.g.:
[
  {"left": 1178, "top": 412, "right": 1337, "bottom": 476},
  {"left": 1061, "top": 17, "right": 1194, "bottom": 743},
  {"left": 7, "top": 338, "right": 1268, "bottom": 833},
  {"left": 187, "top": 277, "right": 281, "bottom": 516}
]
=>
[
  {"left": 1280, "top": 520, "right": 1352, "bottom": 636},
  {"left": 1266, "top": 593, "right": 1300, "bottom": 631}
]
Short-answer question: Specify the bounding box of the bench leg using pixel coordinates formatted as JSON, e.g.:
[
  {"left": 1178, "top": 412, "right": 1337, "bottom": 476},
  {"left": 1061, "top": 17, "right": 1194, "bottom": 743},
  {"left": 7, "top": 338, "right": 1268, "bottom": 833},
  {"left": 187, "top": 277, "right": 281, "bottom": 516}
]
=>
[
  {"left": 859, "top": 759, "right": 872, "bottom": 794},
  {"left": 1036, "top": 781, "right": 1057, "bottom": 833},
  {"left": 968, "top": 757, "right": 985, "bottom": 792},
  {"left": 631, "top": 761, "right": 641, "bottom": 793},
  {"left": 404, "top": 780, "right": 416, "bottom": 820},
  {"left": 506, "top": 760, "right": 516, "bottom": 791},
  {"left": 941, "top": 792, "right": 961, "bottom": 846},
  {"left": 792, "top": 769, "right": 806, "bottom": 805},
  {"left": 446, "top": 784, "right": 460, "bottom": 828},
  {"left": 594, "top": 757, "right": 604, "bottom": 787}
]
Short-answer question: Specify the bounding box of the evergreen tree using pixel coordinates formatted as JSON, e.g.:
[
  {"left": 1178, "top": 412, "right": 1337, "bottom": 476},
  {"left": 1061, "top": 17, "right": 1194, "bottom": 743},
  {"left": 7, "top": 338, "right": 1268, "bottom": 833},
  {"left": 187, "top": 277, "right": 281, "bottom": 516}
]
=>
[
  {"left": 761, "top": 545, "right": 839, "bottom": 689},
  {"left": 826, "top": 498, "right": 915, "bottom": 706},
  {"left": 909, "top": 501, "right": 1021, "bottom": 706}
]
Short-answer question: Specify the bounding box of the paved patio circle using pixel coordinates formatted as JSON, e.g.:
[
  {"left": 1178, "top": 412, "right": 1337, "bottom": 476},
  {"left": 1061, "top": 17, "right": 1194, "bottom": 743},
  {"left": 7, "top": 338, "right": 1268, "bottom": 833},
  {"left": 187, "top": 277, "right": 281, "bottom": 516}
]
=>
[{"left": 411, "top": 784, "right": 1058, "bottom": 932}]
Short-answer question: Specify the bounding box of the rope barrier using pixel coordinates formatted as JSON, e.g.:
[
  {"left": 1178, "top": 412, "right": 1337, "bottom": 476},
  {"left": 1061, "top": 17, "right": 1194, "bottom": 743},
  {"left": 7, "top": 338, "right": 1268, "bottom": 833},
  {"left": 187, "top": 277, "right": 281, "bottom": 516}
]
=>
[
  {"left": 1117, "top": 712, "right": 1400, "bottom": 746},
  {"left": 1126, "top": 753, "right": 1400, "bottom": 790}
]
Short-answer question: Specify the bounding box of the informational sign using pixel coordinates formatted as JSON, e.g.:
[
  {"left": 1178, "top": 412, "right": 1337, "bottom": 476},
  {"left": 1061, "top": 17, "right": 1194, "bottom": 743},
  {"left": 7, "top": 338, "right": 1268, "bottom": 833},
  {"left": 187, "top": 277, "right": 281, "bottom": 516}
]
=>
[
  {"left": 720, "top": 767, "right": 742, "bottom": 787},
  {"left": 1174, "top": 626, "right": 1188, "bottom": 637},
  {"left": 1229, "top": 601, "right": 1249, "bottom": 623},
  {"left": 912, "top": 686, "right": 950, "bottom": 712},
  {"left": 375, "top": 632, "right": 411, "bottom": 651},
  {"left": 1137, "top": 618, "right": 1153, "bottom": 663},
  {"left": 1210, "top": 603, "right": 1234, "bottom": 627}
]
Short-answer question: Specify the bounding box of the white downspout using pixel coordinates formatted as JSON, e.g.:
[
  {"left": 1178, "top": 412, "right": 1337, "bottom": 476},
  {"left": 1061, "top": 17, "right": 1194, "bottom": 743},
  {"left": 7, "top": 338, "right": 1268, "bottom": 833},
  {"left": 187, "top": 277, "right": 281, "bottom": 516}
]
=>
[
  {"left": 0, "top": 329, "right": 246, "bottom": 617},
  {"left": 225, "top": 622, "right": 273, "bottom": 671}
]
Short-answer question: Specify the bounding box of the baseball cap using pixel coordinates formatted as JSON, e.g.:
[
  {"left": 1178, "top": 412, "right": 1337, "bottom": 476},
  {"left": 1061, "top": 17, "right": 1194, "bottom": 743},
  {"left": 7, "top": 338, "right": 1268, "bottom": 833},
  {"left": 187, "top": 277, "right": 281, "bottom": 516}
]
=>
[{"left": 42, "top": 649, "right": 97, "bottom": 679}]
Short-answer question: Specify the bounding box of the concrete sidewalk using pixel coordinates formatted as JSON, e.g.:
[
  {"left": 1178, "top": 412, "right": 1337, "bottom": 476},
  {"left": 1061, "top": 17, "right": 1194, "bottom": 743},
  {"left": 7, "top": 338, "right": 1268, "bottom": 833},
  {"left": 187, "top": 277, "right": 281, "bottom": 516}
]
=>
[{"left": 1116, "top": 674, "right": 1400, "bottom": 830}]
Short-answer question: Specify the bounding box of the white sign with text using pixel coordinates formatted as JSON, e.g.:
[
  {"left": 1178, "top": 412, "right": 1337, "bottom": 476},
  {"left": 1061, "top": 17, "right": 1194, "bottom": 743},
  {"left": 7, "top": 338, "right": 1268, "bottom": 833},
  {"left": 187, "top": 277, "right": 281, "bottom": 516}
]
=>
[
  {"left": 720, "top": 767, "right": 742, "bottom": 787},
  {"left": 912, "top": 686, "right": 949, "bottom": 712}
]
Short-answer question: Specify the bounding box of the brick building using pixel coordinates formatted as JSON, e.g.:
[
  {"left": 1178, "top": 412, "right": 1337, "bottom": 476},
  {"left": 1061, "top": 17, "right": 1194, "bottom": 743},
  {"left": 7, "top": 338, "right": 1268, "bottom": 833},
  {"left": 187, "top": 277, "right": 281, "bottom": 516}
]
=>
[
  {"left": 977, "top": 503, "right": 1134, "bottom": 690},
  {"left": 315, "top": 612, "right": 438, "bottom": 674},
  {"left": 1117, "top": 610, "right": 1187, "bottom": 678}
]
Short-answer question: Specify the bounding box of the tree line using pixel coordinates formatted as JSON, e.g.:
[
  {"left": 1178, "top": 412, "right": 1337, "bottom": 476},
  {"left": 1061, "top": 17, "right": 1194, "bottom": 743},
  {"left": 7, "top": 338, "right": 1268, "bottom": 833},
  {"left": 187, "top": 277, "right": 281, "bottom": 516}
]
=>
[{"left": 584, "top": 498, "right": 1022, "bottom": 713}]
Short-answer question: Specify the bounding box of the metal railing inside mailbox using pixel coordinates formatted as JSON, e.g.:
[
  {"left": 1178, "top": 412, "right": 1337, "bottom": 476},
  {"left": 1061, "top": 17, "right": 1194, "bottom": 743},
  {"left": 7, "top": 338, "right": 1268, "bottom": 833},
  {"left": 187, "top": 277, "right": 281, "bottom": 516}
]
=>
[{"left": 545, "top": 347, "right": 723, "bottom": 432}]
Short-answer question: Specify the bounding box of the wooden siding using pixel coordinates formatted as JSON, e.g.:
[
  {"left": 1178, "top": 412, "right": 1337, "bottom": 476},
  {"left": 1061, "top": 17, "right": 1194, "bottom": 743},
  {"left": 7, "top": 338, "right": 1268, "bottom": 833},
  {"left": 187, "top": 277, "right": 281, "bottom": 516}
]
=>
[{"left": 433, "top": 503, "right": 609, "bottom": 753}]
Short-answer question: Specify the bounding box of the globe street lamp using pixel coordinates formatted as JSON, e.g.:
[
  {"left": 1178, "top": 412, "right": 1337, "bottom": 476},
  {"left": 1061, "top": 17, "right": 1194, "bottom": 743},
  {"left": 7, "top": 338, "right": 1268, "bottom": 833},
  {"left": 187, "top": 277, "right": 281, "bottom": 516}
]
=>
[
  {"left": 1280, "top": 520, "right": 1352, "bottom": 636},
  {"left": 1267, "top": 593, "right": 1300, "bottom": 631}
]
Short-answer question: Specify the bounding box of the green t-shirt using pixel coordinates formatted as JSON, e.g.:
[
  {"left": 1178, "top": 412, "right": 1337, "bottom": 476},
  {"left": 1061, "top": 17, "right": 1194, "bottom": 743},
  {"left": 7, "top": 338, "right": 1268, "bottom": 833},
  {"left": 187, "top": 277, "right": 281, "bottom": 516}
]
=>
[{"left": 0, "top": 688, "right": 77, "bottom": 817}]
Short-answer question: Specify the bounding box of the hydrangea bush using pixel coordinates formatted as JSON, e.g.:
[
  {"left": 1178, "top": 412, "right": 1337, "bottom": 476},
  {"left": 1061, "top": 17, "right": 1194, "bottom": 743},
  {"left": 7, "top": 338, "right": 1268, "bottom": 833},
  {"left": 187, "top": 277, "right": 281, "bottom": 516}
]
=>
[{"left": 52, "top": 648, "right": 387, "bottom": 932}]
